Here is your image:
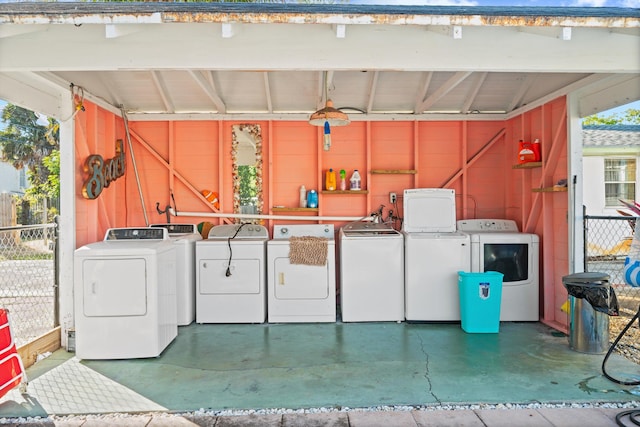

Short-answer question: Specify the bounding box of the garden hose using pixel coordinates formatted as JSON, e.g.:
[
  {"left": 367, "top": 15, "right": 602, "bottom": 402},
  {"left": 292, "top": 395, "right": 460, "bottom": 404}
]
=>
[{"left": 601, "top": 305, "right": 640, "bottom": 426}]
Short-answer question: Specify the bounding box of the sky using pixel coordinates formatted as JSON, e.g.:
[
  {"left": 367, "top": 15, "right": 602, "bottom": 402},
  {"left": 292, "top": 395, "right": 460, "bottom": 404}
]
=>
[{"left": 349, "top": 0, "right": 639, "bottom": 6}]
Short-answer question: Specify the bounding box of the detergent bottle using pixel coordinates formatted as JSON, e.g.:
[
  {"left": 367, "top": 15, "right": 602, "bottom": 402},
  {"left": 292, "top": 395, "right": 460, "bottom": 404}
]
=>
[
  {"left": 325, "top": 168, "right": 337, "bottom": 191},
  {"left": 299, "top": 185, "right": 307, "bottom": 208},
  {"left": 307, "top": 189, "right": 318, "bottom": 208},
  {"left": 350, "top": 169, "right": 361, "bottom": 191},
  {"left": 339, "top": 169, "right": 347, "bottom": 190}
]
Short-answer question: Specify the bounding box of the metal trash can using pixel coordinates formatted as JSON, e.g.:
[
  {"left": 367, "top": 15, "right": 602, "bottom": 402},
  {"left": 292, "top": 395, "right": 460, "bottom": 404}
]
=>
[{"left": 562, "top": 272, "right": 611, "bottom": 354}]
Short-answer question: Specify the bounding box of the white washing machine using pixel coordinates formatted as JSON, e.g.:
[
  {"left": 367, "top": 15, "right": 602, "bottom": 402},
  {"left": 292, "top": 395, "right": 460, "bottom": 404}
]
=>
[
  {"left": 402, "top": 188, "right": 470, "bottom": 321},
  {"left": 195, "top": 224, "right": 268, "bottom": 323},
  {"left": 339, "top": 222, "right": 404, "bottom": 322},
  {"left": 457, "top": 219, "right": 540, "bottom": 321},
  {"left": 73, "top": 227, "right": 177, "bottom": 360},
  {"left": 150, "top": 223, "right": 201, "bottom": 326},
  {"left": 404, "top": 231, "right": 470, "bottom": 321},
  {"left": 267, "top": 224, "right": 336, "bottom": 323}
]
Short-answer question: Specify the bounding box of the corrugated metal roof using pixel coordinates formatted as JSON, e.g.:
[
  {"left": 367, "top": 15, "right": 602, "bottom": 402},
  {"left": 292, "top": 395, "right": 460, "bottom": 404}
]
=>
[
  {"left": 583, "top": 125, "right": 640, "bottom": 147},
  {"left": 1, "top": 3, "right": 638, "bottom": 27}
]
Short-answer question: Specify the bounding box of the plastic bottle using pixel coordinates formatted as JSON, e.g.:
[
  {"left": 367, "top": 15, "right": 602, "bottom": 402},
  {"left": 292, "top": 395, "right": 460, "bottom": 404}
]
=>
[
  {"left": 307, "top": 189, "right": 318, "bottom": 208},
  {"left": 339, "top": 169, "right": 347, "bottom": 190},
  {"left": 299, "top": 185, "right": 307, "bottom": 208},
  {"left": 325, "top": 168, "right": 336, "bottom": 191},
  {"left": 532, "top": 138, "right": 541, "bottom": 162},
  {"left": 350, "top": 169, "right": 361, "bottom": 191}
]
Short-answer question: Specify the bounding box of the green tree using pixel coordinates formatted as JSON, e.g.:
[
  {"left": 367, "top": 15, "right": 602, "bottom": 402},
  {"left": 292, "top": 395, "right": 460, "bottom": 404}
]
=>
[
  {"left": 583, "top": 108, "right": 640, "bottom": 125},
  {"left": 0, "top": 104, "right": 60, "bottom": 196}
]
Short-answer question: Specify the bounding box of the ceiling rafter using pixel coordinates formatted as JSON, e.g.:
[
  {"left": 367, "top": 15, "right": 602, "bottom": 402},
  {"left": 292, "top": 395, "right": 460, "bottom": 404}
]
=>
[
  {"left": 150, "top": 71, "right": 174, "bottom": 113},
  {"left": 366, "top": 71, "right": 379, "bottom": 113},
  {"left": 96, "top": 73, "right": 121, "bottom": 109},
  {"left": 188, "top": 70, "right": 226, "bottom": 113},
  {"left": 416, "top": 71, "right": 472, "bottom": 113},
  {"left": 461, "top": 72, "right": 487, "bottom": 114},
  {"left": 507, "top": 74, "right": 538, "bottom": 112},
  {"left": 263, "top": 71, "right": 272, "bottom": 113},
  {"left": 414, "top": 71, "right": 434, "bottom": 114}
]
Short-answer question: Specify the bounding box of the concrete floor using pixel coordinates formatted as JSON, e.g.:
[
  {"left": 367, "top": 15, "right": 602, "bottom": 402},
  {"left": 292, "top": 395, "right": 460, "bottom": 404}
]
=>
[{"left": 0, "top": 322, "right": 638, "bottom": 419}]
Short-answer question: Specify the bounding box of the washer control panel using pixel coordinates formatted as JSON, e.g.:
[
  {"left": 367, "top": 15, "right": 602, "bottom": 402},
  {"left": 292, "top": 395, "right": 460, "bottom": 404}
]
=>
[
  {"left": 273, "top": 224, "right": 334, "bottom": 239},
  {"left": 104, "top": 227, "right": 168, "bottom": 241},
  {"left": 208, "top": 224, "right": 269, "bottom": 239},
  {"left": 456, "top": 219, "right": 519, "bottom": 232},
  {"left": 150, "top": 223, "right": 199, "bottom": 235}
]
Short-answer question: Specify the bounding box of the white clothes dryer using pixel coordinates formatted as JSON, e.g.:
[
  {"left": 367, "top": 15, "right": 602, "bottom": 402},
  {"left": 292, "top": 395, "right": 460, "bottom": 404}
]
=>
[
  {"left": 339, "top": 222, "right": 404, "bottom": 322},
  {"left": 195, "top": 224, "right": 268, "bottom": 323},
  {"left": 150, "top": 223, "right": 201, "bottom": 326},
  {"left": 457, "top": 219, "right": 540, "bottom": 321},
  {"left": 267, "top": 224, "right": 336, "bottom": 323},
  {"left": 73, "top": 227, "right": 177, "bottom": 360}
]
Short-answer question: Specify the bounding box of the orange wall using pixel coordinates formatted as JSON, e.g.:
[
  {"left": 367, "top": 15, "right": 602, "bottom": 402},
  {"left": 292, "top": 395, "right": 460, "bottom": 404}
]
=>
[{"left": 73, "top": 97, "right": 569, "bottom": 329}]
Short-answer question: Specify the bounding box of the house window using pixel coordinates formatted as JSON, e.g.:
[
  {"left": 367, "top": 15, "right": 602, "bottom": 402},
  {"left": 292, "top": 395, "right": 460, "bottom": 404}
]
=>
[{"left": 605, "top": 158, "right": 636, "bottom": 207}]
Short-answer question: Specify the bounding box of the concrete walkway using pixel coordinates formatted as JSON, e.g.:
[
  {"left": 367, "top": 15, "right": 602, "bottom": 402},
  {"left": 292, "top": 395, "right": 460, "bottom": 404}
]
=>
[{"left": 11, "top": 405, "right": 640, "bottom": 426}]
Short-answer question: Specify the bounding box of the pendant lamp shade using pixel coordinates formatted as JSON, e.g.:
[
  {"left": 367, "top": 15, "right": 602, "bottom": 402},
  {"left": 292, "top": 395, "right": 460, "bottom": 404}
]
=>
[{"left": 309, "top": 100, "right": 350, "bottom": 127}]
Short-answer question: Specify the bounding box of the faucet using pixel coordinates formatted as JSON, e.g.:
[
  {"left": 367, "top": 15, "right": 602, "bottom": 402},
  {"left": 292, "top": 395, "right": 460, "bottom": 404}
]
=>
[{"left": 370, "top": 205, "right": 385, "bottom": 223}]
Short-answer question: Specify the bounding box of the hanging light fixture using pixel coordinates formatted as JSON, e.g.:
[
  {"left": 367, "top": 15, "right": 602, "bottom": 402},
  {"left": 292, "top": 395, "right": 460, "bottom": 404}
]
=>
[
  {"left": 309, "top": 71, "right": 349, "bottom": 151},
  {"left": 309, "top": 71, "right": 350, "bottom": 127}
]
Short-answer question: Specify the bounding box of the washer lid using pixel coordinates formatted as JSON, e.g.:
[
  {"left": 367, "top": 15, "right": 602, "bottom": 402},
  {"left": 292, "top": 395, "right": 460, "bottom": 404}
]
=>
[{"left": 402, "top": 188, "right": 456, "bottom": 233}]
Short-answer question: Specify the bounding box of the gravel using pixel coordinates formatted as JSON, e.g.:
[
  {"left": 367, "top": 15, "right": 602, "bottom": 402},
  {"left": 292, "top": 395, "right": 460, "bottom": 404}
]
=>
[
  {"left": 2, "top": 401, "right": 639, "bottom": 425},
  {"left": 609, "top": 308, "right": 640, "bottom": 365}
]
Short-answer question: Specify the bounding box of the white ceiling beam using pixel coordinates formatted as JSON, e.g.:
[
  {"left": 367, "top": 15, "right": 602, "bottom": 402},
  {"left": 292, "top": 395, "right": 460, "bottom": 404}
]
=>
[
  {"left": 105, "top": 24, "right": 141, "bottom": 39},
  {"left": 417, "top": 71, "right": 471, "bottom": 113},
  {"left": 187, "top": 70, "right": 226, "bottom": 113},
  {"left": 366, "top": 71, "right": 379, "bottom": 113},
  {"left": 414, "top": 72, "right": 433, "bottom": 114},
  {"left": 461, "top": 72, "right": 487, "bottom": 114},
  {"left": 507, "top": 74, "right": 538, "bottom": 112},
  {"left": 150, "top": 71, "right": 174, "bottom": 113},
  {"left": 452, "top": 26, "right": 463, "bottom": 39},
  {"left": 263, "top": 72, "right": 273, "bottom": 113},
  {"left": 221, "top": 23, "right": 234, "bottom": 38},
  {"left": 0, "top": 24, "right": 44, "bottom": 39}
]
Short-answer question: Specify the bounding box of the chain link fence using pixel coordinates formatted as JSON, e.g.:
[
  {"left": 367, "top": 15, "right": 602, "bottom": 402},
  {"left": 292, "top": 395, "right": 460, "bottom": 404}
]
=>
[
  {"left": 0, "top": 223, "right": 58, "bottom": 348},
  {"left": 584, "top": 215, "right": 640, "bottom": 318}
]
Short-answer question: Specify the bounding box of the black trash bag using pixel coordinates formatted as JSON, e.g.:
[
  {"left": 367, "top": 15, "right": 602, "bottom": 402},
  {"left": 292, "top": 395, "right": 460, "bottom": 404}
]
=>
[{"left": 565, "top": 284, "right": 619, "bottom": 316}]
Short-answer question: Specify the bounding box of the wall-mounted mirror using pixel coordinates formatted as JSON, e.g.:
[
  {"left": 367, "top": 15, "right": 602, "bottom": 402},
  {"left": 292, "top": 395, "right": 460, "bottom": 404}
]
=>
[{"left": 231, "top": 124, "right": 263, "bottom": 218}]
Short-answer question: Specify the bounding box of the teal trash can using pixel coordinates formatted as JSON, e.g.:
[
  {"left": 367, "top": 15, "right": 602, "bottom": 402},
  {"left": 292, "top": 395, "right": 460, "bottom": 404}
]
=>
[{"left": 458, "top": 271, "right": 504, "bottom": 333}]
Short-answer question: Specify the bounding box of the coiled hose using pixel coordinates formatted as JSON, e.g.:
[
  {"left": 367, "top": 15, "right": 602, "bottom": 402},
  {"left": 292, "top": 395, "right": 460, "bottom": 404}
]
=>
[{"left": 601, "top": 305, "right": 640, "bottom": 426}]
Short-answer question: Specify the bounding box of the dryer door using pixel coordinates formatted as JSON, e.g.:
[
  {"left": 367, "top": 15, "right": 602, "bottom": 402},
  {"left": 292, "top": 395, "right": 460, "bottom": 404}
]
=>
[
  {"left": 81, "top": 258, "right": 147, "bottom": 316},
  {"left": 199, "top": 258, "right": 261, "bottom": 294},
  {"left": 272, "top": 257, "right": 330, "bottom": 300}
]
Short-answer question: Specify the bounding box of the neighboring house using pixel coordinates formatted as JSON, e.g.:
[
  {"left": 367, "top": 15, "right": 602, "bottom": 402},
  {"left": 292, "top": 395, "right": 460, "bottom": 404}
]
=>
[
  {"left": 0, "top": 159, "right": 26, "bottom": 196},
  {"left": 582, "top": 125, "right": 640, "bottom": 216}
]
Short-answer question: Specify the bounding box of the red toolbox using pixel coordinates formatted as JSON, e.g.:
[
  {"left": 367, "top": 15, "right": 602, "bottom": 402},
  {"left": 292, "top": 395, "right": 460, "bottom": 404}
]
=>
[{"left": 0, "top": 309, "right": 27, "bottom": 398}]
